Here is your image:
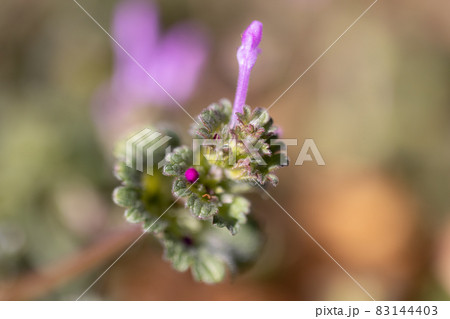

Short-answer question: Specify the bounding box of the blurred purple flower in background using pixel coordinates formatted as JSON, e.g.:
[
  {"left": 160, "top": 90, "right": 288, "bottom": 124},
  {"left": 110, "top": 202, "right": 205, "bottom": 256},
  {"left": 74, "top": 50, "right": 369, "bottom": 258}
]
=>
[
  {"left": 111, "top": 0, "right": 208, "bottom": 107},
  {"left": 93, "top": 0, "right": 208, "bottom": 142}
]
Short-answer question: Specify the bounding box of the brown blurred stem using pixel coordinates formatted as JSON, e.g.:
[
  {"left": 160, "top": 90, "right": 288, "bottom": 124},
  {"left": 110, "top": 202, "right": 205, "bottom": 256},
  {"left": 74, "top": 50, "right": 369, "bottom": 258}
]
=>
[{"left": 0, "top": 225, "right": 142, "bottom": 301}]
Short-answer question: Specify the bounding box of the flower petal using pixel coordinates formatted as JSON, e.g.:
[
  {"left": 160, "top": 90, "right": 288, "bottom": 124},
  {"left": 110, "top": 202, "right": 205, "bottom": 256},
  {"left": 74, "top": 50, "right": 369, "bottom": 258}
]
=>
[
  {"left": 150, "top": 22, "right": 209, "bottom": 104},
  {"left": 111, "top": 0, "right": 159, "bottom": 103}
]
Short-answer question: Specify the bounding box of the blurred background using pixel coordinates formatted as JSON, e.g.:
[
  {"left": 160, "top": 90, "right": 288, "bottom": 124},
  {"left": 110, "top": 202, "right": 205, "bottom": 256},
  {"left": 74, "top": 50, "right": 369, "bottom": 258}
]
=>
[{"left": 1, "top": 0, "right": 450, "bottom": 300}]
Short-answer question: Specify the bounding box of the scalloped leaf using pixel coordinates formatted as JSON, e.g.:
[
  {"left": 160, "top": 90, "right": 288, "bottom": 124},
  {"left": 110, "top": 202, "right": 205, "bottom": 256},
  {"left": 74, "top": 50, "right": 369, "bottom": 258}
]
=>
[
  {"left": 191, "top": 250, "right": 226, "bottom": 284},
  {"left": 163, "top": 146, "right": 192, "bottom": 176},
  {"left": 213, "top": 196, "right": 250, "bottom": 235},
  {"left": 143, "top": 215, "right": 168, "bottom": 233},
  {"left": 124, "top": 206, "right": 148, "bottom": 223},
  {"left": 235, "top": 105, "right": 252, "bottom": 124},
  {"left": 187, "top": 194, "right": 219, "bottom": 219},
  {"left": 265, "top": 173, "right": 279, "bottom": 186},
  {"left": 113, "top": 186, "right": 141, "bottom": 208},
  {"left": 172, "top": 177, "right": 192, "bottom": 197},
  {"left": 250, "top": 107, "right": 270, "bottom": 127},
  {"left": 191, "top": 99, "right": 232, "bottom": 139},
  {"left": 163, "top": 239, "right": 193, "bottom": 272},
  {"left": 114, "top": 161, "right": 140, "bottom": 186}
]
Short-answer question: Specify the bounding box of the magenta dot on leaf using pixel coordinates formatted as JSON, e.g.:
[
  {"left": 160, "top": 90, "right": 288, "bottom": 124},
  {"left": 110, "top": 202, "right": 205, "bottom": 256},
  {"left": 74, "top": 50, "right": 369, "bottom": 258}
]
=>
[{"left": 185, "top": 168, "right": 199, "bottom": 183}]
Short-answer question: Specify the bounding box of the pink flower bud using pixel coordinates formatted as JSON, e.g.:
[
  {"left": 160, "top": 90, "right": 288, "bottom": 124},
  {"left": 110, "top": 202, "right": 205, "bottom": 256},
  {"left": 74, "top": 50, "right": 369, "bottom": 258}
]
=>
[
  {"left": 231, "top": 21, "right": 263, "bottom": 126},
  {"left": 185, "top": 167, "right": 199, "bottom": 183}
]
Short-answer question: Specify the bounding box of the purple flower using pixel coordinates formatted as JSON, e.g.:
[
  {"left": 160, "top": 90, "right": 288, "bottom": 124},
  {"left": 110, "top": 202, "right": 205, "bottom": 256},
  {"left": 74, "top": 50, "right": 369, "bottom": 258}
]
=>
[
  {"left": 185, "top": 167, "right": 199, "bottom": 183},
  {"left": 231, "top": 21, "right": 263, "bottom": 126},
  {"left": 94, "top": 0, "right": 209, "bottom": 131}
]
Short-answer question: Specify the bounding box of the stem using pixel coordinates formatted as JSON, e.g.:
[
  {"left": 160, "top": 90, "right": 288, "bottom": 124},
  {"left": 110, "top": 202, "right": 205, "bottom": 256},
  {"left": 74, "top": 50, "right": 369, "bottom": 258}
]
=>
[{"left": 0, "top": 225, "right": 141, "bottom": 300}]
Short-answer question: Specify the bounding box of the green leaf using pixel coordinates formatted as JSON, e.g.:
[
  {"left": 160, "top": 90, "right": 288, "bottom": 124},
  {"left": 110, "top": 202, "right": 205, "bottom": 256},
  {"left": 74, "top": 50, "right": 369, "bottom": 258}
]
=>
[
  {"left": 187, "top": 194, "right": 218, "bottom": 219},
  {"left": 200, "top": 101, "right": 231, "bottom": 132},
  {"left": 250, "top": 107, "right": 270, "bottom": 127},
  {"left": 163, "top": 239, "right": 192, "bottom": 272},
  {"left": 213, "top": 196, "right": 250, "bottom": 235},
  {"left": 114, "top": 161, "right": 141, "bottom": 186},
  {"left": 236, "top": 105, "right": 252, "bottom": 123},
  {"left": 124, "top": 206, "right": 147, "bottom": 223},
  {"left": 172, "top": 177, "right": 192, "bottom": 197},
  {"left": 143, "top": 215, "right": 168, "bottom": 233},
  {"left": 191, "top": 250, "right": 226, "bottom": 284},
  {"left": 113, "top": 186, "right": 140, "bottom": 208},
  {"left": 266, "top": 174, "right": 279, "bottom": 186},
  {"left": 163, "top": 146, "right": 192, "bottom": 176},
  {"left": 202, "top": 218, "right": 264, "bottom": 271},
  {"left": 191, "top": 99, "right": 232, "bottom": 139}
]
